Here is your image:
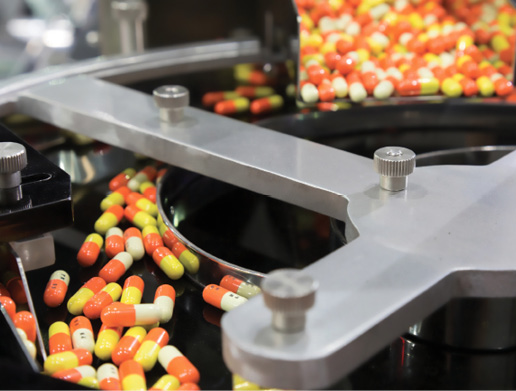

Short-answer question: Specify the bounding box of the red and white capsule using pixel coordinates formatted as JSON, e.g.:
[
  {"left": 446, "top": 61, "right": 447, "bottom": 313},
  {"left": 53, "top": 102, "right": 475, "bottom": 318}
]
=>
[{"left": 44, "top": 270, "right": 70, "bottom": 307}]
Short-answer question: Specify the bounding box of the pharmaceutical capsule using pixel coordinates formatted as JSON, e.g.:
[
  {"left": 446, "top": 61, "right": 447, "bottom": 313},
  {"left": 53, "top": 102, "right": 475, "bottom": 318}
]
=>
[
  {"left": 2, "top": 270, "right": 27, "bottom": 304},
  {"left": 101, "top": 302, "right": 162, "bottom": 327},
  {"left": 48, "top": 321, "right": 73, "bottom": 354},
  {"left": 300, "top": 82, "right": 319, "bottom": 103},
  {"left": 233, "top": 374, "right": 260, "bottom": 390},
  {"left": 149, "top": 374, "right": 181, "bottom": 391},
  {"left": 100, "top": 186, "right": 131, "bottom": 211},
  {"left": 202, "top": 91, "right": 240, "bottom": 107},
  {"left": 171, "top": 242, "right": 199, "bottom": 274},
  {"left": 127, "top": 192, "right": 158, "bottom": 216},
  {"left": 121, "top": 275, "right": 145, "bottom": 305},
  {"left": 134, "top": 327, "right": 169, "bottom": 372},
  {"left": 105, "top": 227, "right": 125, "bottom": 259},
  {"left": 77, "top": 233, "right": 103, "bottom": 267},
  {"left": 125, "top": 205, "right": 157, "bottom": 231},
  {"left": 235, "top": 86, "right": 275, "bottom": 99},
  {"left": 177, "top": 383, "right": 200, "bottom": 390},
  {"left": 13, "top": 311, "right": 36, "bottom": 343},
  {"left": 109, "top": 168, "right": 136, "bottom": 191},
  {"left": 95, "top": 205, "right": 124, "bottom": 235},
  {"left": 476, "top": 75, "right": 495, "bottom": 96},
  {"left": 99, "top": 252, "right": 134, "bottom": 283},
  {"left": 97, "top": 363, "right": 121, "bottom": 391},
  {"left": 220, "top": 275, "right": 261, "bottom": 299},
  {"left": 67, "top": 277, "right": 106, "bottom": 316},
  {"left": 112, "top": 326, "right": 147, "bottom": 366},
  {"left": 70, "top": 316, "right": 95, "bottom": 353},
  {"left": 77, "top": 376, "right": 99, "bottom": 389},
  {"left": 119, "top": 360, "right": 147, "bottom": 391},
  {"left": 161, "top": 227, "right": 179, "bottom": 249},
  {"left": 441, "top": 77, "right": 463, "bottom": 97},
  {"left": 128, "top": 166, "right": 157, "bottom": 192},
  {"left": 214, "top": 97, "right": 250, "bottom": 115},
  {"left": 154, "top": 284, "right": 176, "bottom": 323},
  {"left": 250, "top": 95, "right": 284, "bottom": 115},
  {"left": 124, "top": 227, "right": 146, "bottom": 261},
  {"left": 373, "top": 80, "right": 395, "bottom": 99},
  {"left": 397, "top": 77, "right": 440, "bottom": 96},
  {"left": 44, "top": 348, "right": 92, "bottom": 375},
  {"left": 83, "top": 282, "right": 122, "bottom": 319},
  {"left": 18, "top": 330, "right": 37, "bottom": 359},
  {"left": 44, "top": 270, "right": 70, "bottom": 307},
  {"left": 140, "top": 181, "right": 157, "bottom": 203},
  {"left": 0, "top": 282, "right": 10, "bottom": 297},
  {"left": 203, "top": 284, "right": 248, "bottom": 311},
  {"left": 158, "top": 345, "right": 200, "bottom": 384},
  {"left": 152, "top": 247, "right": 184, "bottom": 280},
  {"left": 95, "top": 324, "right": 123, "bottom": 361},
  {"left": 143, "top": 225, "right": 164, "bottom": 256},
  {"left": 52, "top": 365, "right": 96, "bottom": 383},
  {"left": 0, "top": 295, "right": 16, "bottom": 319}
]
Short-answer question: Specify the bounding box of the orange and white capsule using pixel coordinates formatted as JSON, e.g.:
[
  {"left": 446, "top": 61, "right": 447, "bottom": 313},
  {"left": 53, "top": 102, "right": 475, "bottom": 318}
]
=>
[
  {"left": 109, "top": 168, "right": 136, "bottom": 192},
  {"left": 48, "top": 321, "right": 73, "bottom": 354},
  {"left": 77, "top": 233, "right": 103, "bottom": 267},
  {"left": 121, "top": 275, "right": 145, "bottom": 305},
  {"left": 128, "top": 166, "right": 157, "bottom": 192},
  {"left": 99, "top": 252, "right": 134, "bottom": 283},
  {"left": 97, "top": 363, "right": 121, "bottom": 390},
  {"left": 44, "top": 270, "right": 70, "bottom": 307},
  {"left": 100, "top": 186, "right": 131, "bottom": 211},
  {"left": 112, "top": 326, "right": 147, "bottom": 366},
  {"left": 125, "top": 205, "right": 157, "bottom": 230},
  {"left": 220, "top": 275, "right": 261, "bottom": 299},
  {"left": 203, "top": 284, "right": 248, "bottom": 311},
  {"left": 95, "top": 205, "right": 124, "bottom": 235},
  {"left": 83, "top": 282, "right": 122, "bottom": 319},
  {"left": 0, "top": 296, "right": 16, "bottom": 319},
  {"left": 101, "top": 302, "right": 162, "bottom": 327},
  {"left": 143, "top": 226, "right": 164, "bottom": 256},
  {"left": 120, "top": 359, "right": 147, "bottom": 391},
  {"left": 124, "top": 227, "right": 146, "bottom": 261},
  {"left": 105, "top": 227, "right": 125, "bottom": 259},
  {"left": 67, "top": 277, "right": 106, "bottom": 316},
  {"left": 52, "top": 365, "right": 96, "bottom": 383},
  {"left": 44, "top": 348, "right": 92, "bottom": 375},
  {"left": 152, "top": 247, "right": 184, "bottom": 280},
  {"left": 149, "top": 374, "right": 181, "bottom": 391},
  {"left": 70, "top": 316, "right": 95, "bottom": 353},
  {"left": 158, "top": 345, "right": 200, "bottom": 384},
  {"left": 134, "top": 327, "right": 169, "bottom": 372},
  {"left": 153, "top": 284, "right": 176, "bottom": 323},
  {"left": 13, "top": 311, "right": 36, "bottom": 343},
  {"left": 95, "top": 324, "right": 123, "bottom": 361}
]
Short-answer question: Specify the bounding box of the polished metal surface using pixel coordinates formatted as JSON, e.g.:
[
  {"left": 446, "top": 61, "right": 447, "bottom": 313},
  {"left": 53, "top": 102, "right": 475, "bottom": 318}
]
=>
[
  {"left": 373, "top": 146, "right": 416, "bottom": 191},
  {"left": 111, "top": 0, "right": 147, "bottom": 54},
  {"left": 153, "top": 85, "right": 189, "bottom": 123}
]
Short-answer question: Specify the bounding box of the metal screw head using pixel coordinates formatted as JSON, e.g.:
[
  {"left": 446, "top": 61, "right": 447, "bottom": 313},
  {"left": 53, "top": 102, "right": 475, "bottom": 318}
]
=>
[
  {"left": 153, "top": 85, "right": 190, "bottom": 123},
  {"left": 0, "top": 142, "right": 27, "bottom": 174},
  {"left": 262, "top": 269, "right": 318, "bottom": 333},
  {"left": 373, "top": 146, "right": 416, "bottom": 191}
]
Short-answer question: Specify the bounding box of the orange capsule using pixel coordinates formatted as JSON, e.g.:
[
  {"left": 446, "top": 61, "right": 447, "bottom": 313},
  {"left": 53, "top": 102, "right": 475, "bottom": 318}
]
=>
[
  {"left": 250, "top": 95, "right": 284, "bottom": 114},
  {"left": 202, "top": 91, "right": 240, "bottom": 107},
  {"left": 128, "top": 166, "right": 157, "bottom": 192},
  {"left": 0, "top": 282, "right": 10, "bottom": 297},
  {"left": 2, "top": 271, "right": 26, "bottom": 304},
  {"left": 95, "top": 204, "right": 124, "bottom": 235},
  {"left": 143, "top": 226, "right": 164, "bottom": 256},
  {"left": 67, "top": 276, "right": 106, "bottom": 316},
  {"left": 426, "top": 37, "right": 446, "bottom": 54},
  {"left": 493, "top": 76, "right": 513, "bottom": 97},
  {"left": 161, "top": 227, "right": 178, "bottom": 249},
  {"left": 178, "top": 383, "right": 201, "bottom": 390},
  {"left": 77, "top": 233, "right": 103, "bottom": 267},
  {"left": 112, "top": 327, "right": 147, "bottom": 366},
  {"left": 124, "top": 227, "right": 145, "bottom": 261},
  {"left": 317, "top": 83, "right": 336, "bottom": 102},
  {"left": 70, "top": 316, "right": 95, "bottom": 353},
  {"left": 52, "top": 365, "right": 96, "bottom": 383},
  {"left": 336, "top": 38, "right": 355, "bottom": 55},
  {"left": 336, "top": 54, "right": 356, "bottom": 75},
  {"left": 13, "top": 311, "right": 36, "bottom": 343},
  {"left": 307, "top": 64, "right": 328, "bottom": 85},
  {"left": 124, "top": 205, "right": 157, "bottom": 231},
  {"left": 44, "top": 270, "right": 70, "bottom": 308},
  {"left": 105, "top": 227, "right": 125, "bottom": 259},
  {"left": 0, "top": 296, "right": 16, "bottom": 319},
  {"left": 109, "top": 168, "right": 136, "bottom": 192},
  {"left": 158, "top": 345, "right": 200, "bottom": 384},
  {"left": 101, "top": 302, "right": 162, "bottom": 327},
  {"left": 119, "top": 360, "right": 146, "bottom": 391},
  {"left": 99, "top": 252, "right": 134, "bottom": 283},
  {"left": 214, "top": 98, "right": 250, "bottom": 115},
  {"left": 83, "top": 283, "right": 122, "bottom": 319},
  {"left": 153, "top": 284, "right": 176, "bottom": 323},
  {"left": 48, "top": 321, "right": 73, "bottom": 354},
  {"left": 121, "top": 275, "right": 145, "bottom": 305}
]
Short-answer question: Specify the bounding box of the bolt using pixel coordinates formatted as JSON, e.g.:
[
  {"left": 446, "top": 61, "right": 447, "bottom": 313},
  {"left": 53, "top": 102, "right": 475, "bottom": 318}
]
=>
[
  {"left": 111, "top": 0, "right": 148, "bottom": 54},
  {"left": 373, "top": 146, "right": 416, "bottom": 191},
  {"left": 261, "top": 268, "right": 318, "bottom": 333},
  {"left": 153, "top": 85, "right": 190, "bottom": 123},
  {"left": 0, "top": 142, "right": 27, "bottom": 205}
]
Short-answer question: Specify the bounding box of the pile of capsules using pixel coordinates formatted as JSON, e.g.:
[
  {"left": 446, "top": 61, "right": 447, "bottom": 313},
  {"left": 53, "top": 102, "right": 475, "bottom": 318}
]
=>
[
  {"left": 31, "top": 163, "right": 267, "bottom": 390},
  {"left": 201, "top": 64, "right": 288, "bottom": 116},
  {"left": 296, "top": 0, "right": 516, "bottom": 102}
]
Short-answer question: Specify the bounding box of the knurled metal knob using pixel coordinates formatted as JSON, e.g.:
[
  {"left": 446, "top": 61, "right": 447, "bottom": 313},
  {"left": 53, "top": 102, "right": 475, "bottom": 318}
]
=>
[
  {"left": 153, "top": 85, "right": 190, "bottom": 123},
  {"left": 0, "top": 142, "right": 27, "bottom": 205},
  {"left": 373, "top": 146, "right": 416, "bottom": 191},
  {"left": 261, "top": 268, "right": 318, "bottom": 333}
]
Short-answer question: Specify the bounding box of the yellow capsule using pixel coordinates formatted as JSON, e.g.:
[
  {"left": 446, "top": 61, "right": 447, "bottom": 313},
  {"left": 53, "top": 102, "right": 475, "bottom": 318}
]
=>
[
  {"left": 120, "top": 360, "right": 146, "bottom": 391},
  {"left": 491, "top": 34, "right": 510, "bottom": 53},
  {"left": 100, "top": 191, "right": 126, "bottom": 212},
  {"left": 153, "top": 247, "right": 184, "bottom": 280},
  {"left": 95, "top": 325, "right": 123, "bottom": 361},
  {"left": 67, "top": 277, "right": 106, "bottom": 316},
  {"left": 423, "top": 53, "right": 441, "bottom": 64},
  {"left": 476, "top": 75, "right": 494, "bottom": 96},
  {"left": 441, "top": 77, "right": 463, "bottom": 97},
  {"left": 408, "top": 12, "right": 424, "bottom": 30},
  {"left": 150, "top": 374, "right": 181, "bottom": 390},
  {"left": 44, "top": 349, "right": 92, "bottom": 375},
  {"left": 134, "top": 198, "right": 158, "bottom": 217},
  {"left": 134, "top": 328, "right": 169, "bottom": 372},
  {"left": 178, "top": 250, "right": 200, "bottom": 275},
  {"left": 300, "top": 13, "right": 314, "bottom": 30},
  {"left": 356, "top": 48, "right": 370, "bottom": 64},
  {"left": 307, "top": 33, "right": 323, "bottom": 48},
  {"left": 125, "top": 206, "right": 158, "bottom": 230},
  {"left": 121, "top": 287, "right": 143, "bottom": 305},
  {"left": 420, "top": 77, "right": 440, "bottom": 95},
  {"left": 77, "top": 376, "right": 100, "bottom": 389},
  {"left": 398, "top": 63, "right": 411, "bottom": 73},
  {"left": 139, "top": 181, "right": 155, "bottom": 194},
  {"left": 456, "top": 35, "right": 474, "bottom": 51},
  {"left": 233, "top": 374, "right": 261, "bottom": 390}
]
